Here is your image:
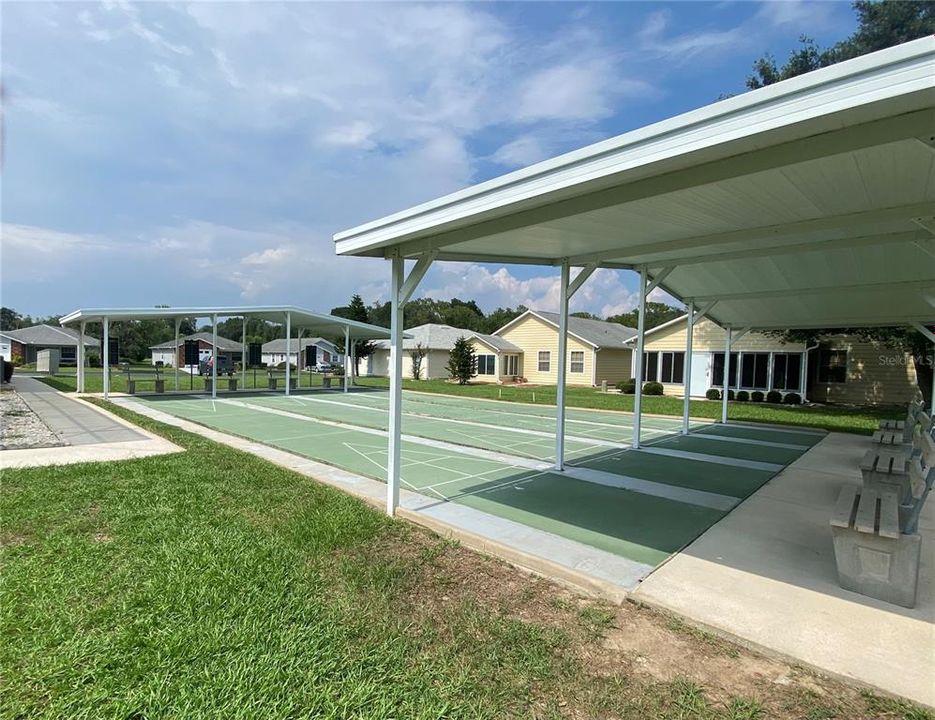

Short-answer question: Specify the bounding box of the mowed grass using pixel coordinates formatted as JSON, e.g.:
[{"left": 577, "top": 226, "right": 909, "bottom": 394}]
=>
[
  {"left": 354, "top": 377, "right": 900, "bottom": 435},
  {"left": 3, "top": 402, "right": 931, "bottom": 719}
]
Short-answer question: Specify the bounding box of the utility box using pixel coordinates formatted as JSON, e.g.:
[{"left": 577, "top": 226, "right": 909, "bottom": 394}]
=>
[{"left": 37, "top": 349, "right": 61, "bottom": 374}]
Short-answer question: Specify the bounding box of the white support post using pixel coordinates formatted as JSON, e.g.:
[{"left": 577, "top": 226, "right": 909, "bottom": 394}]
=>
[
  {"left": 174, "top": 318, "right": 181, "bottom": 391},
  {"left": 285, "top": 312, "right": 291, "bottom": 397},
  {"left": 387, "top": 255, "right": 405, "bottom": 515},
  {"left": 77, "top": 321, "right": 86, "bottom": 393},
  {"left": 911, "top": 322, "right": 935, "bottom": 410},
  {"left": 632, "top": 267, "right": 648, "bottom": 448},
  {"left": 211, "top": 314, "right": 218, "bottom": 399},
  {"left": 555, "top": 262, "right": 570, "bottom": 471},
  {"left": 721, "top": 326, "right": 732, "bottom": 423},
  {"left": 350, "top": 335, "right": 356, "bottom": 387},
  {"left": 682, "top": 300, "right": 694, "bottom": 435},
  {"left": 242, "top": 317, "right": 247, "bottom": 391},
  {"left": 102, "top": 317, "right": 110, "bottom": 400},
  {"left": 344, "top": 326, "right": 350, "bottom": 393}
]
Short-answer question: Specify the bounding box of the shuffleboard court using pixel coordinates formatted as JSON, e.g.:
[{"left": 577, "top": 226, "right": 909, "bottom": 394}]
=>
[
  {"left": 137, "top": 394, "right": 726, "bottom": 567},
  {"left": 692, "top": 423, "right": 825, "bottom": 447},
  {"left": 648, "top": 434, "right": 807, "bottom": 466}
]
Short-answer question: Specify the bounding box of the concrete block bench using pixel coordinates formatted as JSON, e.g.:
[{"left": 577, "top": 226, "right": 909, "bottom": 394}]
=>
[
  {"left": 831, "top": 485, "right": 921, "bottom": 608},
  {"left": 861, "top": 446, "right": 912, "bottom": 499},
  {"left": 899, "top": 455, "right": 935, "bottom": 536}
]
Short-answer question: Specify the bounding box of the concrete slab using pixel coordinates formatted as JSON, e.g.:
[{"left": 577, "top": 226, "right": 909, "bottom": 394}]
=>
[{"left": 633, "top": 432, "right": 935, "bottom": 708}]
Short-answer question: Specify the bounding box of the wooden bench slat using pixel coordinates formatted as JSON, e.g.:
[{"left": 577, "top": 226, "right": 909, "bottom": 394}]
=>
[
  {"left": 878, "top": 489, "right": 900, "bottom": 539},
  {"left": 831, "top": 486, "right": 859, "bottom": 528},
  {"left": 855, "top": 488, "right": 878, "bottom": 534}
]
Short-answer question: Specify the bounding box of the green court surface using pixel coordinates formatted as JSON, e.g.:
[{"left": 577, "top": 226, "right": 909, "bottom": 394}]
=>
[
  {"left": 137, "top": 388, "right": 820, "bottom": 569},
  {"left": 693, "top": 422, "right": 824, "bottom": 447}
]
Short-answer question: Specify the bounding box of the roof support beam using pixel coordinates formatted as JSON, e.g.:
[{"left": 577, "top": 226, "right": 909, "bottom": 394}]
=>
[
  {"left": 364, "top": 109, "right": 933, "bottom": 259},
  {"left": 398, "top": 250, "right": 437, "bottom": 304},
  {"left": 567, "top": 263, "right": 598, "bottom": 298},
  {"left": 692, "top": 278, "right": 935, "bottom": 304},
  {"left": 566, "top": 203, "right": 935, "bottom": 266},
  {"left": 645, "top": 266, "right": 674, "bottom": 295}
]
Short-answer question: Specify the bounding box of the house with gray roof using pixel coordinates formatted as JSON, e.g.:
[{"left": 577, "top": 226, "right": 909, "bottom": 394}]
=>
[
  {"left": 149, "top": 332, "right": 243, "bottom": 368},
  {"left": 261, "top": 337, "right": 342, "bottom": 369},
  {"left": 1, "top": 324, "right": 98, "bottom": 365}
]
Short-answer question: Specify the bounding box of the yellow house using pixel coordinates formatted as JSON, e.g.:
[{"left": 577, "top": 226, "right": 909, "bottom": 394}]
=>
[
  {"left": 493, "top": 310, "right": 636, "bottom": 387},
  {"left": 636, "top": 315, "right": 918, "bottom": 405}
]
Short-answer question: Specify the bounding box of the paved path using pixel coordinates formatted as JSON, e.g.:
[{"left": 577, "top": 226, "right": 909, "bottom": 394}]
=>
[{"left": 12, "top": 377, "right": 144, "bottom": 445}]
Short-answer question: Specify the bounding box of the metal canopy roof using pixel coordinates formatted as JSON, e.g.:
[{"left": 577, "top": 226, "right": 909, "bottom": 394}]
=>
[
  {"left": 335, "top": 37, "right": 935, "bottom": 329},
  {"left": 59, "top": 306, "right": 397, "bottom": 340}
]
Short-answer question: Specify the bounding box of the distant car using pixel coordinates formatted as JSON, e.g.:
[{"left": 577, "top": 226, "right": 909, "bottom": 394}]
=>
[
  {"left": 199, "top": 354, "right": 233, "bottom": 376},
  {"left": 315, "top": 361, "right": 337, "bottom": 373}
]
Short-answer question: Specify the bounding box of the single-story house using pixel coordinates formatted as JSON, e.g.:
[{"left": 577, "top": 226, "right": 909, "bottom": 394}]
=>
[
  {"left": 493, "top": 310, "right": 637, "bottom": 387},
  {"left": 633, "top": 314, "right": 918, "bottom": 404},
  {"left": 261, "top": 337, "right": 341, "bottom": 368},
  {"left": 367, "top": 323, "right": 522, "bottom": 381},
  {"left": 149, "top": 332, "right": 243, "bottom": 368},
  {"left": 0, "top": 324, "right": 98, "bottom": 365}
]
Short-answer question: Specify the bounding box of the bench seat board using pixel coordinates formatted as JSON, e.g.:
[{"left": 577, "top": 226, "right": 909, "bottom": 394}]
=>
[
  {"left": 855, "top": 489, "right": 879, "bottom": 534},
  {"left": 831, "top": 486, "right": 859, "bottom": 529},
  {"left": 878, "top": 489, "right": 901, "bottom": 539}
]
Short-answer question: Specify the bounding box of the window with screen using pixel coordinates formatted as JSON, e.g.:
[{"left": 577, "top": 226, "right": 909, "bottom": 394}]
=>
[
  {"left": 660, "top": 352, "right": 685, "bottom": 384},
  {"left": 570, "top": 350, "right": 585, "bottom": 373},
  {"left": 772, "top": 353, "right": 802, "bottom": 391},
  {"left": 537, "top": 351, "right": 550, "bottom": 372},
  {"left": 503, "top": 355, "right": 518, "bottom": 376},
  {"left": 476, "top": 354, "right": 495, "bottom": 375},
  {"left": 642, "top": 351, "right": 658, "bottom": 381},
  {"left": 740, "top": 353, "right": 770, "bottom": 389},
  {"left": 712, "top": 352, "right": 739, "bottom": 387},
  {"left": 818, "top": 348, "right": 848, "bottom": 384}
]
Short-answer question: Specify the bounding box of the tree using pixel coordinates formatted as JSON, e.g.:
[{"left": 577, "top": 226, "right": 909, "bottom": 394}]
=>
[
  {"left": 607, "top": 302, "right": 684, "bottom": 331},
  {"left": 483, "top": 305, "right": 526, "bottom": 334},
  {"left": 747, "top": 2, "right": 935, "bottom": 89},
  {"left": 410, "top": 342, "right": 426, "bottom": 380},
  {"left": 331, "top": 294, "right": 376, "bottom": 377},
  {"left": 446, "top": 336, "right": 476, "bottom": 385},
  {"left": 745, "top": 0, "right": 935, "bottom": 401}
]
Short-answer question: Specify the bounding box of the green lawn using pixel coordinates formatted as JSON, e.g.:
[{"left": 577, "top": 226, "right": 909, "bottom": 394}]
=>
[
  {"left": 2, "top": 402, "right": 926, "bottom": 720},
  {"left": 33, "top": 366, "right": 330, "bottom": 394},
  {"left": 353, "top": 377, "right": 900, "bottom": 435}
]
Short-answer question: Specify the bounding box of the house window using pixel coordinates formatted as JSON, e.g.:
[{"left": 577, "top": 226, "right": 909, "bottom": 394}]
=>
[
  {"left": 772, "top": 353, "right": 802, "bottom": 391},
  {"left": 660, "top": 352, "right": 685, "bottom": 384},
  {"left": 537, "top": 351, "right": 550, "bottom": 372},
  {"left": 740, "top": 353, "right": 770, "bottom": 390},
  {"left": 818, "top": 348, "right": 848, "bottom": 384},
  {"left": 570, "top": 350, "right": 585, "bottom": 373},
  {"left": 712, "top": 352, "right": 739, "bottom": 387},
  {"left": 504, "top": 354, "right": 518, "bottom": 376},
  {"left": 642, "top": 351, "right": 658, "bottom": 381},
  {"left": 476, "top": 354, "right": 495, "bottom": 375}
]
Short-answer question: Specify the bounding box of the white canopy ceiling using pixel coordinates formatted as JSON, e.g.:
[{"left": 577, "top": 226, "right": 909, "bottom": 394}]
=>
[
  {"left": 335, "top": 37, "right": 935, "bottom": 330},
  {"left": 59, "top": 306, "right": 397, "bottom": 340}
]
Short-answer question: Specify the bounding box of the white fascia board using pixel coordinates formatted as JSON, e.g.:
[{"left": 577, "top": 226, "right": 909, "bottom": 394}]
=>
[{"left": 334, "top": 38, "right": 935, "bottom": 257}]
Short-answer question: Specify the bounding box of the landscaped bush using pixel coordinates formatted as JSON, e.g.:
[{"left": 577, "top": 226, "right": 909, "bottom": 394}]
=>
[
  {"left": 616, "top": 378, "right": 637, "bottom": 394},
  {"left": 705, "top": 388, "right": 720, "bottom": 400},
  {"left": 727, "top": 389, "right": 735, "bottom": 401},
  {"left": 642, "top": 381, "right": 664, "bottom": 396},
  {"left": 783, "top": 392, "right": 802, "bottom": 405},
  {"left": 766, "top": 390, "right": 783, "bottom": 404},
  {"left": 735, "top": 390, "right": 750, "bottom": 402},
  {"left": 751, "top": 391, "right": 764, "bottom": 402}
]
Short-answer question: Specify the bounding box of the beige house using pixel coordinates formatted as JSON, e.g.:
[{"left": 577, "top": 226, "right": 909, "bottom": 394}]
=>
[
  {"left": 635, "top": 315, "right": 918, "bottom": 405},
  {"left": 493, "top": 310, "right": 636, "bottom": 387},
  {"left": 367, "top": 323, "right": 521, "bottom": 381}
]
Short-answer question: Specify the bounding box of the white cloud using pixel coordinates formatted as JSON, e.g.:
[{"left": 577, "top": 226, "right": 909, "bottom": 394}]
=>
[
  {"left": 320, "top": 121, "right": 377, "bottom": 150},
  {"left": 515, "top": 64, "right": 614, "bottom": 123},
  {"left": 490, "top": 135, "right": 550, "bottom": 168}
]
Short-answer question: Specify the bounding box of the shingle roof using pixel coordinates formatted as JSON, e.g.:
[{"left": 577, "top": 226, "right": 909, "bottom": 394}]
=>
[
  {"left": 149, "top": 332, "right": 243, "bottom": 352},
  {"left": 372, "top": 323, "right": 513, "bottom": 352},
  {"left": 0, "top": 324, "right": 98, "bottom": 347},
  {"left": 522, "top": 311, "right": 637, "bottom": 349},
  {"left": 262, "top": 337, "right": 336, "bottom": 353},
  {"left": 471, "top": 333, "right": 522, "bottom": 352}
]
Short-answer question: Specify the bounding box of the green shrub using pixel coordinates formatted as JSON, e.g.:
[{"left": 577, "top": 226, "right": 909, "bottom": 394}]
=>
[
  {"left": 616, "top": 378, "right": 636, "bottom": 394},
  {"left": 766, "top": 390, "right": 782, "bottom": 404},
  {"left": 735, "top": 390, "right": 750, "bottom": 402},
  {"left": 705, "top": 388, "right": 720, "bottom": 400},
  {"left": 783, "top": 392, "right": 802, "bottom": 405},
  {"left": 727, "top": 389, "right": 735, "bottom": 401},
  {"left": 642, "top": 381, "right": 664, "bottom": 396},
  {"left": 751, "top": 391, "right": 764, "bottom": 402}
]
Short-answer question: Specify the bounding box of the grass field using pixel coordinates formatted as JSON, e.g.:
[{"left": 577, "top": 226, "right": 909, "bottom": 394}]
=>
[
  {"left": 353, "top": 377, "right": 900, "bottom": 435},
  {"left": 2, "top": 401, "right": 928, "bottom": 720}
]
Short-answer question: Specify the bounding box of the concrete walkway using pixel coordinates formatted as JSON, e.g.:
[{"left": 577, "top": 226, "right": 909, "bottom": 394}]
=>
[
  {"left": 2, "top": 379, "right": 180, "bottom": 469},
  {"left": 633, "top": 432, "right": 935, "bottom": 708}
]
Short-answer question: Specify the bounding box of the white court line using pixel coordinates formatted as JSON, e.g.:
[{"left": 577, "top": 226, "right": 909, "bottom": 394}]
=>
[
  {"left": 637, "top": 446, "right": 783, "bottom": 472},
  {"left": 439, "top": 471, "right": 552, "bottom": 501},
  {"left": 341, "top": 442, "right": 420, "bottom": 493}
]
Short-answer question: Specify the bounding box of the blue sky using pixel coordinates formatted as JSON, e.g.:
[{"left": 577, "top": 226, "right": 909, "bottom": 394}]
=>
[{"left": 2, "top": 1, "right": 855, "bottom": 319}]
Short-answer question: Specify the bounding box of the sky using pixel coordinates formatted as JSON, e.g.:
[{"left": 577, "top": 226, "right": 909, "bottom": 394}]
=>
[{"left": 2, "top": 1, "right": 856, "bottom": 320}]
